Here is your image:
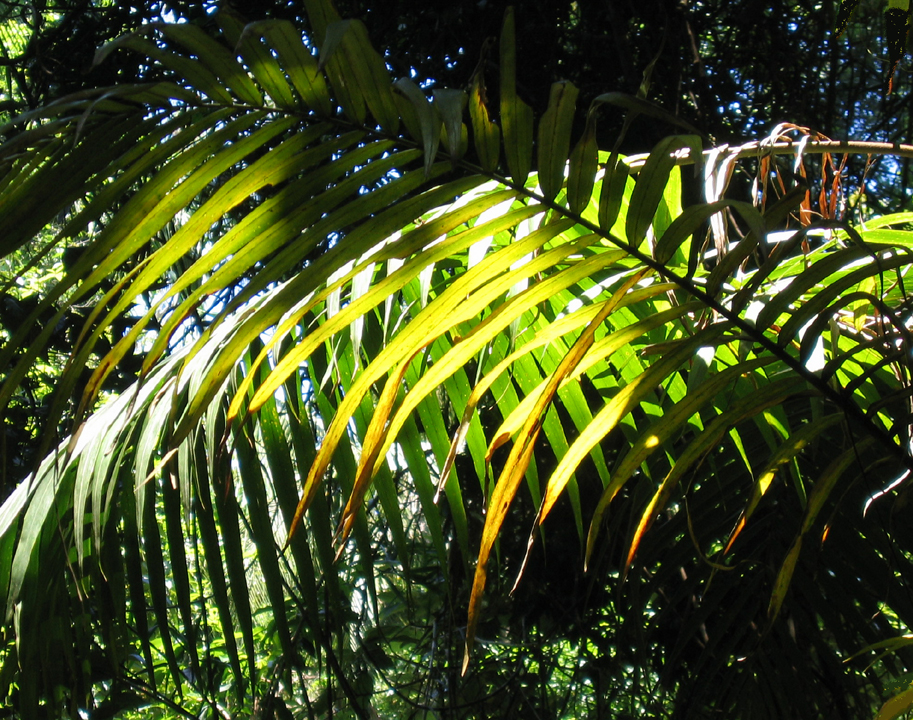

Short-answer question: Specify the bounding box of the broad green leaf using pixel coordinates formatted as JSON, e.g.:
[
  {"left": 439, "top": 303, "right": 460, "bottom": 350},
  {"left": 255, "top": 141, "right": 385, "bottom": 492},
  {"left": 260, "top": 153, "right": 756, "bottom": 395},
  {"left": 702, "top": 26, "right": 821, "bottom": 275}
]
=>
[
  {"left": 627, "top": 135, "right": 703, "bottom": 248},
  {"left": 567, "top": 107, "right": 598, "bottom": 215},
  {"left": 95, "top": 33, "right": 233, "bottom": 103},
  {"left": 500, "top": 7, "right": 534, "bottom": 186},
  {"left": 244, "top": 20, "right": 333, "bottom": 115},
  {"left": 768, "top": 536, "right": 802, "bottom": 621},
  {"left": 322, "top": 19, "right": 399, "bottom": 132},
  {"left": 875, "top": 688, "right": 913, "bottom": 720},
  {"left": 598, "top": 153, "right": 631, "bottom": 232},
  {"left": 155, "top": 22, "right": 263, "bottom": 105},
  {"left": 231, "top": 17, "right": 298, "bottom": 109},
  {"left": 537, "top": 81, "right": 578, "bottom": 202},
  {"left": 468, "top": 71, "right": 500, "bottom": 171}
]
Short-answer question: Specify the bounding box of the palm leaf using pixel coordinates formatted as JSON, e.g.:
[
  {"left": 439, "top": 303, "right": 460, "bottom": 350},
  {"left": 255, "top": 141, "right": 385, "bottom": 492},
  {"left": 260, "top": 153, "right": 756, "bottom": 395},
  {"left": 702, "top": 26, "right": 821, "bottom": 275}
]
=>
[{"left": 0, "top": 2, "right": 911, "bottom": 717}]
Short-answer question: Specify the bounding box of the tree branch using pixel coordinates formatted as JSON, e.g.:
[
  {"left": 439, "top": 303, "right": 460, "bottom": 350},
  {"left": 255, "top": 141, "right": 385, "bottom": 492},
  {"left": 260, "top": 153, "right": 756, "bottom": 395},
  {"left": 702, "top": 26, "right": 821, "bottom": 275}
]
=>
[{"left": 625, "top": 139, "right": 913, "bottom": 170}]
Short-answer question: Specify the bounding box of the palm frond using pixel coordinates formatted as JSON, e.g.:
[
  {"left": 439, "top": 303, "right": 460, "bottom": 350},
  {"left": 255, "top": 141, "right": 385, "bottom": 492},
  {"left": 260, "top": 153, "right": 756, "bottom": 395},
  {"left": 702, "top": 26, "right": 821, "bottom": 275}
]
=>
[{"left": 0, "top": 2, "right": 911, "bottom": 717}]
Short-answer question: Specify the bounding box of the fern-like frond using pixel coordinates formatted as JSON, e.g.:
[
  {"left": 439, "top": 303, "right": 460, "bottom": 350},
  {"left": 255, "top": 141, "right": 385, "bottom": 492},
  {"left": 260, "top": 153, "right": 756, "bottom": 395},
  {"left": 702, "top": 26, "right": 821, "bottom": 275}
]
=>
[{"left": 0, "top": 2, "right": 911, "bottom": 717}]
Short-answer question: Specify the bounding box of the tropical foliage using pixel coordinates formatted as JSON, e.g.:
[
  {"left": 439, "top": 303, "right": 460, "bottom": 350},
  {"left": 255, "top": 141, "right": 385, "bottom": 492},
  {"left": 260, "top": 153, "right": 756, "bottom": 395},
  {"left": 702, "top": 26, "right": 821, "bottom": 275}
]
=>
[{"left": 1, "top": 1, "right": 913, "bottom": 718}]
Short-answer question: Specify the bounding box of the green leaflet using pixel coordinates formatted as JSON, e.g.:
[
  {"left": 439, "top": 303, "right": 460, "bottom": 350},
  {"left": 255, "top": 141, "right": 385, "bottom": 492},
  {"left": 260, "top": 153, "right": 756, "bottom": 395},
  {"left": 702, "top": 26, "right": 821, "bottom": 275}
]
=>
[
  {"left": 227, "top": 15, "right": 297, "bottom": 109},
  {"left": 233, "top": 420, "right": 295, "bottom": 665},
  {"left": 243, "top": 20, "right": 334, "bottom": 115},
  {"left": 537, "top": 81, "right": 579, "bottom": 202},
  {"left": 567, "top": 107, "right": 598, "bottom": 216},
  {"left": 755, "top": 246, "right": 871, "bottom": 335},
  {"left": 598, "top": 153, "right": 631, "bottom": 232},
  {"left": 154, "top": 22, "right": 264, "bottom": 105},
  {"left": 469, "top": 70, "right": 500, "bottom": 172},
  {"left": 654, "top": 198, "right": 764, "bottom": 268},
  {"left": 500, "top": 7, "right": 534, "bottom": 186},
  {"left": 376, "top": 241, "right": 633, "bottom": 494},
  {"left": 875, "top": 687, "right": 913, "bottom": 720},
  {"left": 322, "top": 20, "right": 399, "bottom": 132},
  {"left": 141, "top": 475, "right": 184, "bottom": 692},
  {"left": 485, "top": 295, "right": 687, "bottom": 459},
  {"left": 95, "top": 33, "right": 234, "bottom": 103},
  {"left": 627, "top": 135, "right": 703, "bottom": 248},
  {"left": 227, "top": 182, "right": 525, "bottom": 427},
  {"left": 192, "top": 434, "right": 246, "bottom": 697}
]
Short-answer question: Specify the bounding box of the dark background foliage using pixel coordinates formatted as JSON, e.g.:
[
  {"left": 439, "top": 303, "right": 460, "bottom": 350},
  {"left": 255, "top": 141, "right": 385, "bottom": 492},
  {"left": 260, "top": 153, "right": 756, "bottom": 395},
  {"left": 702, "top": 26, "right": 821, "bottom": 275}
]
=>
[{"left": 2, "top": 0, "right": 909, "bottom": 147}]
